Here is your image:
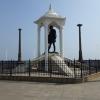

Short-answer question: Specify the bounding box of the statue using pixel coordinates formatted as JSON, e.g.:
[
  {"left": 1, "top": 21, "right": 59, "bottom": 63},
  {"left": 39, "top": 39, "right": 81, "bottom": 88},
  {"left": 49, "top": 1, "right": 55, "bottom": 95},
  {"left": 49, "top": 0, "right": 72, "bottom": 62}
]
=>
[{"left": 48, "top": 25, "right": 57, "bottom": 52}]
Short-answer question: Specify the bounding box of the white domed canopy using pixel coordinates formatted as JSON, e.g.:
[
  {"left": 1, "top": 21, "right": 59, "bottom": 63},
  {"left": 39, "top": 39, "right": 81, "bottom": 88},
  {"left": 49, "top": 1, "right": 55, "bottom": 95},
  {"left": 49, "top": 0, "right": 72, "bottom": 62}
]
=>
[{"left": 34, "top": 5, "right": 66, "bottom": 29}]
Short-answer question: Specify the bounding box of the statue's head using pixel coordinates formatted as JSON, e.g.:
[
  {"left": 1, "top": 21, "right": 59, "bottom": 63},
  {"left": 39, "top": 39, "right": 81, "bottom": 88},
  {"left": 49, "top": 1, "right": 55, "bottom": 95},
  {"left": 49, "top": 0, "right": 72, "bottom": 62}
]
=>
[{"left": 49, "top": 25, "right": 53, "bottom": 29}]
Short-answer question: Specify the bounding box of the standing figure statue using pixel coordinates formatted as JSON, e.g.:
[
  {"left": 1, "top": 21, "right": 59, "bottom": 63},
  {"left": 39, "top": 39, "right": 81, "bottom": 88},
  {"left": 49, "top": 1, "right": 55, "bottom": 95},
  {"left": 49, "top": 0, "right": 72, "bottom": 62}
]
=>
[{"left": 48, "top": 25, "right": 57, "bottom": 52}]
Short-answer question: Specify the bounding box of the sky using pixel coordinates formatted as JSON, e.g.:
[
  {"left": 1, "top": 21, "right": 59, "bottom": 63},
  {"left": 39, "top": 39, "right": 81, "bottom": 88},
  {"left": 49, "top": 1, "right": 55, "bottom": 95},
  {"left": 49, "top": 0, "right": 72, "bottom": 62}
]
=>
[{"left": 0, "top": 0, "right": 100, "bottom": 60}]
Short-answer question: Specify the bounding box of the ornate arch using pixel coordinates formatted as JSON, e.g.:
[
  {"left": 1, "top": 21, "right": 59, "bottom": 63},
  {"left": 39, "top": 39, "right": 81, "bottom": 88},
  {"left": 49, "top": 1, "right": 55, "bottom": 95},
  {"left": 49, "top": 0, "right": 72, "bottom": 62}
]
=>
[{"left": 48, "top": 21, "right": 60, "bottom": 29}]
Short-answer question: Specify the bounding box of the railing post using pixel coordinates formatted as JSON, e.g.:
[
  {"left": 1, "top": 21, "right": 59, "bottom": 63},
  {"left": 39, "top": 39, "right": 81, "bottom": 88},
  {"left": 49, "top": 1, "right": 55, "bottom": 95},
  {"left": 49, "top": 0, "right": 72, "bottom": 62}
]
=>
[
  {"left": 10, "top": 60, "right": 12, "bottom": 76},
  {"left": 12, "top": 60, "right": 16, "bottom": 74},
  {"left": 88, "top": 59, "right": 91, "bottom": 75},
  {"left": 1, "top": 61, "right": 4, "bottom": 74},
  {"left": 98, "top": 60, "right": 100, "bottom": 72},
  {"left": 29, "top": 59, "right": 31, "bottom": 77},
  {"left": 80, "top": 62, "right": 83, "bottom": 78},
  {"left": 49, "top": 59, "right": 52, "bottom": 78},
  {"left": 74, "top": 59, "right": 76, "bottom": 78},
  {"left": 95, "top": 59, "right": 98, "bottom": 73},
  {"left": 69, "top": 60, "right": 71, "bottom": 68}
]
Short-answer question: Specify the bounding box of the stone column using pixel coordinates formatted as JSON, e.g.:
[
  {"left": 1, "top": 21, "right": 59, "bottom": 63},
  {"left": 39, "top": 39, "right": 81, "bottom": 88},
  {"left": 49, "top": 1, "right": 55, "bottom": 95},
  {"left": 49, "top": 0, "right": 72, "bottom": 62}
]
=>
[
  {"left": 59, "top": 27, "right": 63, "bottom": 57},
  {"left": 77, "top": 24, "right": 83, "bottom": 62},
  {"left": 44, "top": 24, "right": 48, "bottom": 71},
  {"left": 18, "top": 28, "right": 22, "bottom": 62},
  {"left": 37, "top": 25, "right": 41, "bottom": 57}
]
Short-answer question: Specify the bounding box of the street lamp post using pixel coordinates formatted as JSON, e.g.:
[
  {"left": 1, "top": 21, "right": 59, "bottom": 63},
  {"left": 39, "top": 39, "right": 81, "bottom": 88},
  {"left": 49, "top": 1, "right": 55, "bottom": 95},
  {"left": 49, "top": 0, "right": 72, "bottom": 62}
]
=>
[
  {"left": 77, "top": 24, "right": 83, "bottom": 62},
  {"left": 18, "top": 28, "right": 22, "bottom": 62}
]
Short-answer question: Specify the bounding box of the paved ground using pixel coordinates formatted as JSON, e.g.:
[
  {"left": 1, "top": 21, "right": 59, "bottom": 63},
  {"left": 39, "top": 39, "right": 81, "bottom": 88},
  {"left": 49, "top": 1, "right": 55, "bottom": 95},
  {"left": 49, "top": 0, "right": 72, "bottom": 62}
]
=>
[{"left": 0, "top": 79, "right": 100, "bottom": 100}]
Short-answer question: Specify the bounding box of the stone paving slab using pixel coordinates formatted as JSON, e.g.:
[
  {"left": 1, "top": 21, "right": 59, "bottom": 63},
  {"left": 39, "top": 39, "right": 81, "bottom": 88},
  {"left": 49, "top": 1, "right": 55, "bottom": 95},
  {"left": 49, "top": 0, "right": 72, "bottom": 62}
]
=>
[{"left": 0, "top": 80, "right": 100, "bottom": 100}]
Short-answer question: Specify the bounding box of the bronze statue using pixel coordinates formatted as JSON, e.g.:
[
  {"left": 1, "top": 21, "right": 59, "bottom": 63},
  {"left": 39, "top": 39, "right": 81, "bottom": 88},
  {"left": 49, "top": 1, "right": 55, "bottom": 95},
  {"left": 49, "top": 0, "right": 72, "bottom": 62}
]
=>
[{"left": 48, "top": 25, "right": 57, "bottom": 52}]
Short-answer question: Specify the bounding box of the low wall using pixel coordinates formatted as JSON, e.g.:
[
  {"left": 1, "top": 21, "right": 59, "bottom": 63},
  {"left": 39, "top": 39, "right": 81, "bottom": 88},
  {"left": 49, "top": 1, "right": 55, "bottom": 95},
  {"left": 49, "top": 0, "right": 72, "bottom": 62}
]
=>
[{"left": 0, "top": 76, "right": 83, "bottom": 84}]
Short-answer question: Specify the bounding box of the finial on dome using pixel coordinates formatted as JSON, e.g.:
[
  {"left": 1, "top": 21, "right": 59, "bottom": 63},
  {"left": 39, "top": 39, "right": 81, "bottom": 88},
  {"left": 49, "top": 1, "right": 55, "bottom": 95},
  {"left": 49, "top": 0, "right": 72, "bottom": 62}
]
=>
[{"left": 49, "top": 4, "right": 52, "bottom": 10}]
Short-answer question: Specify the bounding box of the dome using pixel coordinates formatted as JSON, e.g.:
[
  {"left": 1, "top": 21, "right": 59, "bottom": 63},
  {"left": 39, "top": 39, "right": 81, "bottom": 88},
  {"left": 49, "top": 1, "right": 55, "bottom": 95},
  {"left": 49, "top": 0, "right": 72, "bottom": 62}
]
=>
[
  {"left": 34, "top": 4, "right": 66, "bottom": 26},
  {"left": 43, "top": 6, "right": 63, "bottom": 18}
]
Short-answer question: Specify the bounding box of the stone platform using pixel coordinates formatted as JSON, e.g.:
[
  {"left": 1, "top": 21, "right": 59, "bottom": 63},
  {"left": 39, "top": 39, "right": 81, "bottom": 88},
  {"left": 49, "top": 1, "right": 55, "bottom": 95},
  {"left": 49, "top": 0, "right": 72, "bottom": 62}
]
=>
[{"left": 32, "top": 53, "right": 74, "bottom": 77}]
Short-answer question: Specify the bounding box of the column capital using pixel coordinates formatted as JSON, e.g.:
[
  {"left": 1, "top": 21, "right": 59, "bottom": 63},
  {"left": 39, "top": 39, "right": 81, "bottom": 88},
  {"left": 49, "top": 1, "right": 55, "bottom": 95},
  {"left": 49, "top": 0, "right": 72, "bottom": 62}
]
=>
[
  {"left": 38, "top": 24, "right": 41, "bottom": 28},
  {"left": 18, "top": 28, "right": 22, "bottom": 31},
  {"left": 59, "top": 26, "right": 64, "bottom": 30},
  {"left": 77, "top": 24, "right": 83, "bottom": 27},
  {"left": 43, "top": 21, "right": 50, "bottom": 26}
]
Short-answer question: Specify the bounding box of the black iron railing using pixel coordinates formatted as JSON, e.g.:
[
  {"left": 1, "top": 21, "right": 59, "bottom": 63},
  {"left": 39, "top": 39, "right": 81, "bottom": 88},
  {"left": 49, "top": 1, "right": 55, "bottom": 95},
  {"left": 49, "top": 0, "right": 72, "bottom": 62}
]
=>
[{"left": 0, "top": 59, "right": 100, "bottom": 78}]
